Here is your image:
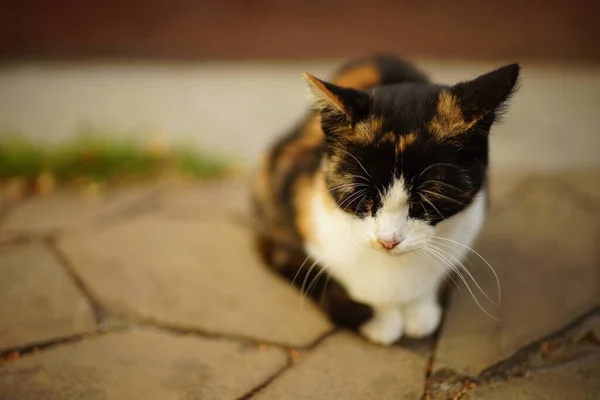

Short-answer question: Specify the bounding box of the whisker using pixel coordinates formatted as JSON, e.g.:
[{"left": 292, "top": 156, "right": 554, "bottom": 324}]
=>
[
  {"left": 305, "top": 264, "right": 329, "bottom": 299},
  {"left": 319, "top": 268, "right": 333, "bottom": 305},
  {"left": 347, "top": 174, "right": 370, "bottom": 183},
  {"left": 290, "top": 254, "right": 312, "bottom": 288},
  {"left": 420, "top": 244, "right": 469, "bottom": 290},
  {"left": 427, "top": 242, "right": 499, "bottom": 307},
  {"left": 415, "top": 248, "right": 464, "bottom": 295},
  {"left": 313, "top": 240, "right": 370, "bottom": 306},
  {"left": 418, "top": 245, "right": 474, "bottom": 298},
  {"left": 376, "top": 187, "right": 384, "bottom": 203},
  {"left": 419, "top": 196, "right": 445, "bottom": 219},
  {"left": 430, "top": 236, "right": 501, "bottom": 304},
  {"left": 340, "top": 189, "right": 368, "bottom": 211},
  {"left": 418, "top": 163, "right": 462, "bottom": 179},
  {"left": 338, "top": 192, "right": 363, "bottom": 211},
  {"left": 337, "top": 192, "right": 360, "bottom": 210},
  {"left": 355, "top": 191, "right": 369, "bottom": 212},
  {"left": 299, "top": 258, "right": 321, "bottom": 308},
  {"left": 420, "top": 244, "right": 500, "bottom": 321},
  {"left": 421, "top": 190, "right": 466, "bottom": 205},
  {"left": 327, "top": 182, "right": 368, "bottom": 193},
  {"left": 338, "top": 148, "right": 371, "bottom": 178},
  {"left": 418, "top": 180, "right": 467, "bottom": 194}
]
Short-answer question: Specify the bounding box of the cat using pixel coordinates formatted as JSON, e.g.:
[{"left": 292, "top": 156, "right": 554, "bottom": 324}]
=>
[{"left": 251, "top": 54, "right": 519, "bottom": 345}]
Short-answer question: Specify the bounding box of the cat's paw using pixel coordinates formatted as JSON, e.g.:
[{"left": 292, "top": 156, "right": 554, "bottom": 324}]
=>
[
  {"left": 402, "top": 300, "right": 442, "bottom": 338},
  {"left": 359, "top": 308, "right": 403, "bottom": 345}
]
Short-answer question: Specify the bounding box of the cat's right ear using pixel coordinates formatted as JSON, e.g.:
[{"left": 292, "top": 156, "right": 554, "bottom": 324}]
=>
[{"left": 302, "top": 73, "right": 371, "bottom": 122}]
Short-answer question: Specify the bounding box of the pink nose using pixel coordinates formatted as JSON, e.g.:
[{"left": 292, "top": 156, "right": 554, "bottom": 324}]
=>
[{"left": 378, "top": 239, "right": 401, "bottom": 250}]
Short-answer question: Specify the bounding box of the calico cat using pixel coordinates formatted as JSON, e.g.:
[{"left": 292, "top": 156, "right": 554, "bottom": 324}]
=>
[{"left": 252, "top": 54, "right": 519, "bottom": 345}]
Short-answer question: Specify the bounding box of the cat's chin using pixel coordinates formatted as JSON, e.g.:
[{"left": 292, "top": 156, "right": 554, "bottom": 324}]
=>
[
  {"left": 386, "top": 252, "right": 408, "bottom": 258},
  {"left": 371, "top": 247, "right": 415, "bottom": 257}
]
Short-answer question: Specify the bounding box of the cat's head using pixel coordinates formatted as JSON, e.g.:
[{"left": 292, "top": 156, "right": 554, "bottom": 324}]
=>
[{"left": 304, "top": 64, "right": 520, "bottom": 254}]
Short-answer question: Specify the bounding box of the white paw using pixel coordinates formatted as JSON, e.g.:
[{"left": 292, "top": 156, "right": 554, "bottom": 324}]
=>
[
  {"left": 359, "top": 309, "right": 403, "bottom": 345},
  {"left": 402, "top": 301, "right": 442, "bottom": 338}
]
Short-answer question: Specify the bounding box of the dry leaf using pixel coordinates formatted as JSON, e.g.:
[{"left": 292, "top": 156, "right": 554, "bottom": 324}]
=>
[{"left": 288, "top": 348, "right": 303, "bottom": 362}]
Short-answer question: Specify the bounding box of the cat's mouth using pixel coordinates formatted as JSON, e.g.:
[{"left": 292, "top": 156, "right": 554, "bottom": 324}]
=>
[{"left": 369, "top": 239, "right": 411, "bottom": 256}]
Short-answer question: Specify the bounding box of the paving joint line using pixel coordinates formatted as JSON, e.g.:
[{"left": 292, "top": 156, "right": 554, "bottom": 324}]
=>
[
  {"left": 127, "top": 315, "right": 337, "bottom": 352},
  {"left": 426, "top": 307, "right": 600, "bottom": 399},
  {"left": 478, "top": 307, "right": 599, "bottom": 381},
  {"left": 0, "top": 331, "right": 108, "bottom": 364},
  {"left": 44, "top": 236, "right": 108, "bottom": 328},
  {"left": 236, "top": 329, "right": 338, "bottom": 399}
]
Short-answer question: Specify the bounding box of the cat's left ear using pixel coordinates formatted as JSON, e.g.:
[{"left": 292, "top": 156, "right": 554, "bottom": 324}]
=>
[
  {"left": 451, "top": 63, "right": 520, "bottom": 120},
  {"left": 302, "top": 73, "right": 371, "bottom": 122}
]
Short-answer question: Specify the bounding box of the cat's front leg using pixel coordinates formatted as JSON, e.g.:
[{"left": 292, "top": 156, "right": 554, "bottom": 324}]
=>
[
  {"left": 402, "top": 290, "right": 442, "bottom": 338},
  {"left": 359, "top": 305, "right": 403, "bottom": 345}
]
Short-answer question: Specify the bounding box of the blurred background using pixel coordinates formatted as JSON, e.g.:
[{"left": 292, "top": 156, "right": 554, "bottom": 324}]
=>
[
  {"left": 1, "top": 0, "right": 599, "bottom": 180},
  {"left": 0, "top": 2, "right": 599, "bottom": 399}
]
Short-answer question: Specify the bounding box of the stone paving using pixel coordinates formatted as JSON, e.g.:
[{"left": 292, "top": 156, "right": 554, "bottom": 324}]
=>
[{"left": 0, "top": 169, "right": 598, "bottom": 400}]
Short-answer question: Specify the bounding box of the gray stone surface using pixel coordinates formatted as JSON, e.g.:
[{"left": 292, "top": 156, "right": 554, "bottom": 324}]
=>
[
  {"left": 0, "top": 230, "right": 21, "bottom": 245},
  {"left": 0, "top": 197, "right": 18, "bottom": 243},
  {"left": 57, "top": 215, "right": 332, "bottom": 347},
  {"left": 467, "top": 354, "right": 600, "bottom": 399},
  {"left": 0, "top": 329, "right": 287, "bottom": 400},
  {"left": 561, "top": 170, "right": 600, "bottom": 202},
  {"left": 254, "top": 332, "right": 427, "bottom": 400},
  {"left": 434, "top": 177, "right": 600, "bottom": 376},
  {"left": 486, "top": 170, "right": 529, "bottom": 209},
  {"left": 156, "top": 176, "right": 250, "bottom": 220},
  {"left": 0, "top": 244, "right": 96, "bottom": 351},
  {"left": 594, "top": 323, "right": 600, "bottom": 343},
  {"left": 0, "top": 186, "right": 159, "bottom": 234}
]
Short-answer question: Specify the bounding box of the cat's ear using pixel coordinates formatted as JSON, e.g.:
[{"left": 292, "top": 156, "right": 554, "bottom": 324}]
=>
[
  {"left": 451, "top": 63, "right": 520, "bottom": 120},
  {"left": 302, "top": 73, "right": 371, "bottom": 122}
]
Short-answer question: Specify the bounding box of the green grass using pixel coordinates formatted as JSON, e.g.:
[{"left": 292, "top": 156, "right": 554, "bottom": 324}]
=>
[{"left": 0, "top": 133, "right": 229, "bottom": 184}]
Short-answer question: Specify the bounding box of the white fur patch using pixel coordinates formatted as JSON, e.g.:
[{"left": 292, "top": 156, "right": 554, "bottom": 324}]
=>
[
  {"left": 374, "top": 178, "right": 435, "bottom": 252},
  {"left": 402, "top": 292, "right": 443, "bottom": 338},
  {"left": 306, "top": 177, "right": 487, "bottom": 344},
  {"left": 359, "top": 306, "right": 403, "bottom": 345}
]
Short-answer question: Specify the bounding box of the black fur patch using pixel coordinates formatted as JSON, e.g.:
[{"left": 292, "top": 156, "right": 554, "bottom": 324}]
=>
[{"left": 324, "top": 63, "right": 520, "bottom": 224}]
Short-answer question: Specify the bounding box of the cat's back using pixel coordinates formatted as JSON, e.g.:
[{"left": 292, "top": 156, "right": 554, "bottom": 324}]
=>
[{"left": 252, "top": 55, "right": 429, "bottom": 244}]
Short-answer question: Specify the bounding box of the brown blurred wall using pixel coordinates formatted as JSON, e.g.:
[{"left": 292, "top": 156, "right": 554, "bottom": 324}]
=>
[{"left": 1, "top": 0, "right": 598, "bottom": 63}]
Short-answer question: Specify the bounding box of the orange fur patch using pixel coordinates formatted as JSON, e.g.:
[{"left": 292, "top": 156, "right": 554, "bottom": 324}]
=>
[
  {"left": 294, "top": 174, "right": 316, "bottom": 243},
  {"left": 428, "top": 91, "right": 478, "bottom": 139},
  {"left": 397, "top": 132, "right": 417, "bottom": 153},
  {"left": 363, "top": 198, "right": 374, "bottom": 214},
  {"left": 381, "top": 131, "right": 396, "bottom": 144},
  {"left": 274, "top": 116, "right": 323, "bottom": 184},
  {"left": 315, "top": 165, "right": 338, "bottom": 212},
  {"left": 351, "top": 117, "right": 383, "bottom": 145},
  {"left": 332, "top": 64, "right": 381, "bottom": 90},
  {"left": 252, "top": 112, "right": 324, "bottom": 245},
  {"left": 324, "top": 156, "right": 355, "bottom": 194}
]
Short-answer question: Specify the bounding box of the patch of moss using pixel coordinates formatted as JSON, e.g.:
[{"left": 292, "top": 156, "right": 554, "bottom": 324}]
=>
[{"left": 0, "top": 133, "right": 228, "bottom": 184}]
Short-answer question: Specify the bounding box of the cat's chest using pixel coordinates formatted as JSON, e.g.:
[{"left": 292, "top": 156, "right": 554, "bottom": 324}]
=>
[
  {"left": 304, "top": 188, "right": 487, "bottom": 305},
  {"left": 306, "top": 195, "right": 441, "bottom": 304},
  {"left": 307, "top": 235, "right": 439, "bottom": 305}
]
